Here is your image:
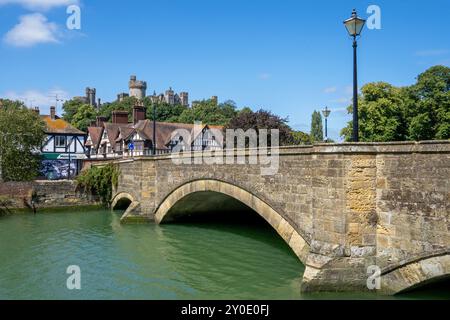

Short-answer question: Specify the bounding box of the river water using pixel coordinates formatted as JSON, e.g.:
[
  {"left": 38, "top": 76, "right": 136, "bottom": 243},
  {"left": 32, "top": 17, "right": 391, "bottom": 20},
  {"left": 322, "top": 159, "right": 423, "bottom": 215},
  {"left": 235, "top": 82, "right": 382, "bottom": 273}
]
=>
[{"left": 0, "top": 210, "right": 448, "bottom": 300}]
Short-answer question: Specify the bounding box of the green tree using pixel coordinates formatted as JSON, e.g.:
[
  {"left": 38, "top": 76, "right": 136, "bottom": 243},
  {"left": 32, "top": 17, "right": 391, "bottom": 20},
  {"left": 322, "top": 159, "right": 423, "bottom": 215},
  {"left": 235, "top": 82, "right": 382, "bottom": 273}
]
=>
[
  {"left": 406, "top": 65, "right": 450, "bottom": 140},
  {"left": 72, "top": 104, "right": 98, "bottom": 132},
  {"left": 76, "top": 164, "right": 119, "bottom": 207},
  {"left": 177, "top": 99, "right": 230, "bottom": 125},
  {"left": 0, "top": 99, "right": 46, "bottom": 181},
  {"left": 98, "top": 96, "right": 139, "bottom": 122},
  {"left": 143, "top": 98, "right": 188, "bottom": 123},
  {"left": 340, "top": 66, "right": 450, "bottom": 142},
  {"left": 226, "top": 108, "right": 295, "bottom": 146},
  {"left": 291, "top": 131, "right": 311, "bottom": 145},
  {"left": 62, "top": 98, "right": 85, "bottom": 124},
  {"left": 310, "top": 111, "right": 324, "bottom": 143},
  {"left": 340, "top": 82, "right": 407, "bottom": 142}
]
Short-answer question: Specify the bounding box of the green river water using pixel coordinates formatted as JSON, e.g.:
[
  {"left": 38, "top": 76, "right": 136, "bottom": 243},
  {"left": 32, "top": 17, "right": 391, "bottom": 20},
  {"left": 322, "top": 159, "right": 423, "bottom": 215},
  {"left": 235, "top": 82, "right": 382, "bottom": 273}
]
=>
[{"left": 0, "top": 210, "right": 448, "bottom": 300}]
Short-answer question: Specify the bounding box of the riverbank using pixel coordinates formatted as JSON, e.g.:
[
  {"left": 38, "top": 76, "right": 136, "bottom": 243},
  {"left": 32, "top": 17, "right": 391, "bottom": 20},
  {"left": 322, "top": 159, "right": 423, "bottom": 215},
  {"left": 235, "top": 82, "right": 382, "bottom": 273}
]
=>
[{"left": 0, "top": 180, "right": 100, "bottom": 214}]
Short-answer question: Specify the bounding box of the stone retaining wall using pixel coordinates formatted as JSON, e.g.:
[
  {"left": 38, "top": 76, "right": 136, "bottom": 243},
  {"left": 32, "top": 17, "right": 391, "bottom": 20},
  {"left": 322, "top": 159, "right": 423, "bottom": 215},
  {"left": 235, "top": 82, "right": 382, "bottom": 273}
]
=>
[{"left": 0, "top": 180, "right": 99, "bottom": 211}]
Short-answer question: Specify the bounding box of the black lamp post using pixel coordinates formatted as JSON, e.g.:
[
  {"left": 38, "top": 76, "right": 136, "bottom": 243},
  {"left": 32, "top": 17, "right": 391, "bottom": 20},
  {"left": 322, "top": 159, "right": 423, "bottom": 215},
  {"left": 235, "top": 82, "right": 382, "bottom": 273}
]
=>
[
  {"left": 322, "top": 107, "right": 331, "bottom": 142},
  {"left": 344, "top": 9, "right": 366, "bottom": 142},
  {"left": 152, "top": 91, "right": 157, "bottom": 155}
]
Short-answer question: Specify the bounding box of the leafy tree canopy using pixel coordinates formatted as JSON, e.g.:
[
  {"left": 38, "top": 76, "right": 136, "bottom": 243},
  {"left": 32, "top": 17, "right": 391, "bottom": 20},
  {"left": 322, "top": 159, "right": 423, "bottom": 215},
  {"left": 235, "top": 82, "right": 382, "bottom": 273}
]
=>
[
  {"left": 0, "top": 99, "right": 46, "bottom": 181},
  {"left": 310, "top": 111, "right": 324, "bottom": 143},
  {"left": 226, "top": 108, "right": 295, "bottom": 146},
  {"left": 72, "top": 104, "right": 98, "bottom": 132},
  {"left": 341, "top": 65, "right": 450, "bottom": 142}
]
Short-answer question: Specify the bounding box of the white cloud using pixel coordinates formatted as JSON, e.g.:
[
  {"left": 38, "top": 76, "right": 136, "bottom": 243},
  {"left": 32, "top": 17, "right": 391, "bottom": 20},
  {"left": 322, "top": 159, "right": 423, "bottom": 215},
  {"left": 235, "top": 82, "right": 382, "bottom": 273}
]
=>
[
  {"left": 2, "top": 88, "right": 70, "bottom": 114},
  {"left": 259, "top": 73, "right": 271, "bottom": 80},
  {"left": 0, "top": 0, "right": 77, "bottom": 10},
  {"left": 4, "top": 13, "right": 60, "bottom": 47},
  {"left": 323, "top": 86, "right": 337, "bottom": 94}
]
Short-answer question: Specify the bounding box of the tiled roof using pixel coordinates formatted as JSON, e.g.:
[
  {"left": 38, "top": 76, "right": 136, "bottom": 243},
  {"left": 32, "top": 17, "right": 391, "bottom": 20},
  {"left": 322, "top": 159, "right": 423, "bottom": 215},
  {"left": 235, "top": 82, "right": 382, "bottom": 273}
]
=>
[
  {"left": 86, "top": 127, "right": 103, "bottom": 149},
  {"left": 88, "top": 120, "right": 224, "bottom": 151},
  {"left": 41, "top": 115, "right": 85, "bottom": 135},
  {"left": 103, "top": 123, "right": 133, "bottom": 151}
]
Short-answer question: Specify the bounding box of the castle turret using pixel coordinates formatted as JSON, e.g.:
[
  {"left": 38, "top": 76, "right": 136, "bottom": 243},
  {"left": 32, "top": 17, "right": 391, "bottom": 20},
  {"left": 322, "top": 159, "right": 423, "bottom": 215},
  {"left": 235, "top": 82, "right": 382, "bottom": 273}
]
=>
[
  {"left": 129, "top": 75, "right": 147, "bottom": 100},
  {"left": 165, "top": 87, "right": 175, "bottom": 105},
  {"left": 180, "top": 92, "right": 189, "bottom": 107},
  {"left": 85, "top": 87, "right": 97, "bottom": 107}
]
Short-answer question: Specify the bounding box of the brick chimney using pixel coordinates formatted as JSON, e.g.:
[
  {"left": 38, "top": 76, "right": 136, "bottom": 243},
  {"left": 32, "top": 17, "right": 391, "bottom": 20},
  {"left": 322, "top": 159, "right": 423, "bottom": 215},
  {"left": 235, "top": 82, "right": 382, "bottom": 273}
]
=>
[
  {"left": 112, "top": 111, "right": 129, "bottom": 124},
  {"left": 50, "top": 106, "right": 56, "bottom": 120},
  {"left": 96, "top": 116, "right": 108, "bottom": 127},
  {"left": 133, "top": 105, "right": 147, "bottom": 124}
]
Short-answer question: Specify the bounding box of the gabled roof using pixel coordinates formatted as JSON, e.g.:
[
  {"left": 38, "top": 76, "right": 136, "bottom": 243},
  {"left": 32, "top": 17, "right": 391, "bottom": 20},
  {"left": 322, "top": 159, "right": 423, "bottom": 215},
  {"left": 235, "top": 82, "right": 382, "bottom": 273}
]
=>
[
  {"left": 86, "top": 127, "right": 103, "bottom": 149},
  {"left": 87, "top": 119, "right": 224, "bottom": 152},
  {"left": 41, "top": 115, "right": 85, "bottom": 135},
  {"left": 128, "top": 120, "right": 224, "bottom": 150},
  {"left": 103, "top": 123, "right": 133, "bottom": 151},
  {"left": 116, "top": 126, "right": 135, "bottom": 143}
]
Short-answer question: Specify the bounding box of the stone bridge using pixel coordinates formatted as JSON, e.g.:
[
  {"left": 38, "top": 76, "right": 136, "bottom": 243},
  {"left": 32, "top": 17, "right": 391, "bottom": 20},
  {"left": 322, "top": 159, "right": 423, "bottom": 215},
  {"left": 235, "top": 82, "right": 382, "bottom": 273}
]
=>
[{"left": 110, "top": 142, "right": 450, "bottom": 294}]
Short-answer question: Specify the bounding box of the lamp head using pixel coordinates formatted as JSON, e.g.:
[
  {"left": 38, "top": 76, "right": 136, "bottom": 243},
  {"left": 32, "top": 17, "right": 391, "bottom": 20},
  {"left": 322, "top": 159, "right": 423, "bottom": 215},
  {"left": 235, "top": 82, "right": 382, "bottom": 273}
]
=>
[{"left": 344, "top": 9, "right": 366, "bottom": 37}]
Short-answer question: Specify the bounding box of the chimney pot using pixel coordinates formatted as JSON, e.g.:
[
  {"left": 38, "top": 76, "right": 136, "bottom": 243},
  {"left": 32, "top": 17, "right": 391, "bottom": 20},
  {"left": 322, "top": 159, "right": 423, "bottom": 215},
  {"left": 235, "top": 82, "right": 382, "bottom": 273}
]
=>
[
  {"left": 133, "top": 105, "right": 147, "bottom": 124},
  {"left": 50, "top": 106, "right": 56, "bottom": 120},
  {"left": 112, "top": 111, "right": 129, "bottom": 124}
]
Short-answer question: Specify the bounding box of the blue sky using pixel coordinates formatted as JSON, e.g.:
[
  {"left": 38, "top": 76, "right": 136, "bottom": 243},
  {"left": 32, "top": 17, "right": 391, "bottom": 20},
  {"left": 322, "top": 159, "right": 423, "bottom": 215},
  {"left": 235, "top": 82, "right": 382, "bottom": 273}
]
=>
[{"left": 0, "top": 0, "right": 449, "bottom": 141}]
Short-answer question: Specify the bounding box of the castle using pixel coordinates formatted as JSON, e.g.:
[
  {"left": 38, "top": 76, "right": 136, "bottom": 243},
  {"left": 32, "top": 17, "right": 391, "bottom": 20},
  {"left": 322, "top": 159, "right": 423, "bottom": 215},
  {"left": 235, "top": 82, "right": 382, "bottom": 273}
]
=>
[
  {"left": 117, "top": 75, "right": 190, "bottom": 107},
  {"left": 78, "top": 75, "right": 218, "bottom": 109},
  {"left": 74, "top": 87, "right": 101, "bottom": 109}
]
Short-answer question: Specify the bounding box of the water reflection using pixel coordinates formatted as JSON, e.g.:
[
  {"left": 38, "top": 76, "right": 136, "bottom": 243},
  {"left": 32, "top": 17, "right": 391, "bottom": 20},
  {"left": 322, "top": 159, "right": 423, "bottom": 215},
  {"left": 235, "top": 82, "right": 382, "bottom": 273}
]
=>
[{"left": 0, "top": 210, "right": 448, "bottom": 300}]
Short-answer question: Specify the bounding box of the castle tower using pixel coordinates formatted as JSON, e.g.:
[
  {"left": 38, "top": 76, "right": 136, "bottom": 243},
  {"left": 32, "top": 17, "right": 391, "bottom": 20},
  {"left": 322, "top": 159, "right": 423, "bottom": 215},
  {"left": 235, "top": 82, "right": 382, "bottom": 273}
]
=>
[
  {"left": 165, "top": 87, "right": 175, "bottom": 105},
  {"left": 129, "top": 75, "right": 147, "bottom": 100},
  {"left": 85, "top": 87, "right": 97, "bottom": 107},
  {"left": 211, "top": 96, "right": 218, "bottom": 106},
  {"left": 180, "top": 92, "right": 189, "bottom": 107}
]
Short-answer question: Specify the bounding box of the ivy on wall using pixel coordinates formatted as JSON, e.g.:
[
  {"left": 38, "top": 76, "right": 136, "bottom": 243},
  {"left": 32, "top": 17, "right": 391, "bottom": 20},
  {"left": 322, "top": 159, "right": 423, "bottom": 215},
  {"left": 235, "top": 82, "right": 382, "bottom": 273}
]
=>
[{"left": 76, "top": 164, "right": 119, "bottom": 207}]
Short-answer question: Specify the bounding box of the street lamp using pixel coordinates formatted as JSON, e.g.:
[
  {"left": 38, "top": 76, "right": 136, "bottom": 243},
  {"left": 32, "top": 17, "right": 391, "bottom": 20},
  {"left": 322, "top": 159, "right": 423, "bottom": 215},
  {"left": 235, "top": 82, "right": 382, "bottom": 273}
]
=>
[
  {"left": 322, "top": 107, "right": 331, "bottom": 142},
  {"left": 152, "top": 91, "right": 157, "bottom": 156},
  {"left": 344, "top": 9, "right": 366, "bottom": 142}
]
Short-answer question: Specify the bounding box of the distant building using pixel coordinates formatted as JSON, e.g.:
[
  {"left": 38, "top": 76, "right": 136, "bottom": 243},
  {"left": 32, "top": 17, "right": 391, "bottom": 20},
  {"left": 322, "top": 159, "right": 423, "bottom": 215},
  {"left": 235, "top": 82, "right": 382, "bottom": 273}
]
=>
[{"left": 35, "top": 106, "right": 87, "bottom": 180}]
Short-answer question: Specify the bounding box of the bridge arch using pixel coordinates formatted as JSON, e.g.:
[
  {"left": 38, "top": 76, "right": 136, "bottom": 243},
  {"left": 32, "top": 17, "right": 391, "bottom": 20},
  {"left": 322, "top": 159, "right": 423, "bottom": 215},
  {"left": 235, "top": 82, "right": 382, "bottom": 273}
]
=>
[
  {"left": 154, "top": 179, "right": 310, "bottom": 264},
  {"left": 111, "top": 192, "right": 142, "bottom": 222},
  {"left": 381, "top": 253, "right": 450, "bottom": 295},
  {"left": 111, "top": 192, "right": 135, "bottom": 211}
]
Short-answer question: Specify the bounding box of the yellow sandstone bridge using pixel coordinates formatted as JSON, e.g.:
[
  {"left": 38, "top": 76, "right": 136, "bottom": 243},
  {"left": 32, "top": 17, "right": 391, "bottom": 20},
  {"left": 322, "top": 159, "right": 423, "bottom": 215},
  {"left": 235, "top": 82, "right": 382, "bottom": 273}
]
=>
[{"left": 109, "top": 141, "right": 450, "bottom": 294}]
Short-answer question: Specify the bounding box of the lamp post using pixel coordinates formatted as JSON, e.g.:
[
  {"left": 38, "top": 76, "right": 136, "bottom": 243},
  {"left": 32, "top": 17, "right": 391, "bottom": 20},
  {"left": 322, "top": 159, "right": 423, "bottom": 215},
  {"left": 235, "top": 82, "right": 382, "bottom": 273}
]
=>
[
  {"left": 322, "top": 107, "right": 331, "bottom": 142},
  {"left": 152, "top": 91, "right": 157, "bottom": 156},
  {"left": 344, "top": 9, "right": 366, "bottom": 142}
]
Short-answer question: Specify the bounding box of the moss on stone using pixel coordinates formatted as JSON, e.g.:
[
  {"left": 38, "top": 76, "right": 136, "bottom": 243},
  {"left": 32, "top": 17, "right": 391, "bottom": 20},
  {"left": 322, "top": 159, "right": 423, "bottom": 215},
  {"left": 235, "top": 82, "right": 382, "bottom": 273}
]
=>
[{"left": 120, "top": 215, "right": 152, "bottom": 224}]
